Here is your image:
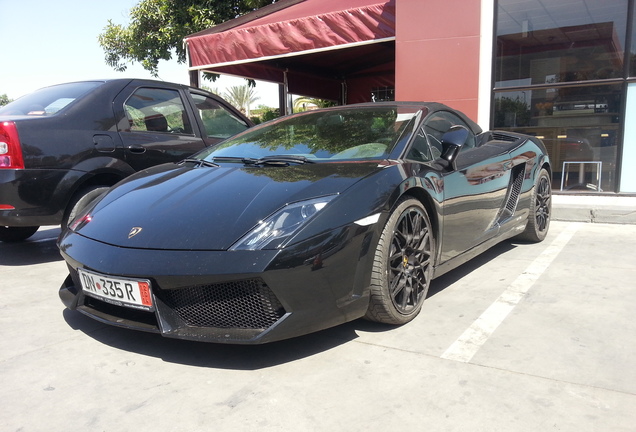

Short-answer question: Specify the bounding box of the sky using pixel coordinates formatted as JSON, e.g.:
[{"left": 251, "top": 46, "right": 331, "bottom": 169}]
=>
[{"left": 0, "top": 0, "right": 279, "bottom": 107}]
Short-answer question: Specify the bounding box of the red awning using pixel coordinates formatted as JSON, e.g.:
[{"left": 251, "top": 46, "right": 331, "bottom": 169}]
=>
[
  {"left": 185, "top": 0, "right": 396, "bottom": 105},
  {"left": 186, "top": 0, "right": 395, "bottom": 70}
]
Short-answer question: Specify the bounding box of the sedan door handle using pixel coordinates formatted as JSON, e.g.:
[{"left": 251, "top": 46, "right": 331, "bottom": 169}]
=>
[{"left": 127, "top": 145, "right": 146, "bottom": 154}]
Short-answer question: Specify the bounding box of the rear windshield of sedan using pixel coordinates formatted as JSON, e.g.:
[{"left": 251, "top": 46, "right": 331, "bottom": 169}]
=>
[
  {"left": 0, "top": 81, "right": 103, "bottom": 116},
  {"left": 201, "top": 106, "right": 419, "bottom": 161}
]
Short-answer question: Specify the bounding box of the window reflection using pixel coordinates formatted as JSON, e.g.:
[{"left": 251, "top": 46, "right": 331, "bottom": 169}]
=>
[
  {"left": 496, "top": 0, "right": 627, "bottom": 87},
  {"left": 494, "top": 85, "right": 621, "bottom": 191},
  {"left": 494, "top": 0, "right": 628, "bottom": 192}
]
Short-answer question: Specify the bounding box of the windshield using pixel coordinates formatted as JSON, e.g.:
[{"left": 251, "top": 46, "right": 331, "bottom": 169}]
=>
[
  {"left": 198, "top": 106, "right": 419, "bottom": 162},
  {"left": 0, "top": 81, "right": 103, "bottom": 116}
]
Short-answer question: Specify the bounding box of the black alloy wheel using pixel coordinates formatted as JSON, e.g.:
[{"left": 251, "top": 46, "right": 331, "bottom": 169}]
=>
[
  {"left": 365, "top": 197, "right": 434, "bottom": 325},
  {"left": 517, "top": 167, "right": 551, "bottom": 242}
]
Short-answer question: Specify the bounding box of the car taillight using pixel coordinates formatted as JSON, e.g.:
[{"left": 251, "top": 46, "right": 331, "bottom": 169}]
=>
[{"left": 0, "top": 121, "right": 25, "bottom": 169}]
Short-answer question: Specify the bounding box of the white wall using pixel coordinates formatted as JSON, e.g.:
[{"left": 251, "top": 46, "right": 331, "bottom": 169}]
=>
[
  {"left": 478, "top": 0, "right": 495, "bottom": 130},
  {"left": 620, "top": 83, "right": 636, "bottom": 192}
]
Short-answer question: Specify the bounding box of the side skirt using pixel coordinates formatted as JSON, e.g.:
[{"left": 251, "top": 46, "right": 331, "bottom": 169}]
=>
[{"left": 432, "top": 222, "right": 526, "bottom": 279}]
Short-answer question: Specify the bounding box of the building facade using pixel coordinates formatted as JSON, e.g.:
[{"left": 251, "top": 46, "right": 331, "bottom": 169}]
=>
[
  {"left": 397, "top": 0, "right": 636, "bottom": 194},
  {"left": 187, "top": 0, "right": 635, "bottom": 194}
]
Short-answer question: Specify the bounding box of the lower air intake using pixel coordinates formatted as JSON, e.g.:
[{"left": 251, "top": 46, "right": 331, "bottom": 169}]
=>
[{"left": 158, "top": 279, "right": 285, "bottom": 329}]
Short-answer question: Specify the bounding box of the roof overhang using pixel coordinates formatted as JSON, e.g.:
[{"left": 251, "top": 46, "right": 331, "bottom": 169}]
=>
[{"left": 185, "top": 0, "right": 396, "bottom": 102}]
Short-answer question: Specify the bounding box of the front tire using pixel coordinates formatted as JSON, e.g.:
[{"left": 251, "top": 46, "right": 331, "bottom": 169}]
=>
[
  {"left": 517, "top": 167, "right": 551, "bottom": 242},
  {"left": 365, "top": 197, "right": 435, "bottom": 325},
  {"left": 0, "top": 226, "right": 39, "bottom": 242}
]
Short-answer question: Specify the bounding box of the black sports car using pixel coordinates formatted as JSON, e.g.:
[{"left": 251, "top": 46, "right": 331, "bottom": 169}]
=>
[{"left": 58, "top": 102, "right": 551, "bottom": 344}]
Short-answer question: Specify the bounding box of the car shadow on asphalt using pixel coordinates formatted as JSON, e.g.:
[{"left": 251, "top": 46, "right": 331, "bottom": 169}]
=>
[
  {"left": 426, "top": 240, "right": 517, "bottom": 298},
  {"left": 60, "top": 240, "right": 518, "bottom": 369},
  {"left": 0, "top": 227, "right": 63, "bottom": 265},
  {"left": 62, "top": 308, "right": 361, "bottom": 369}
]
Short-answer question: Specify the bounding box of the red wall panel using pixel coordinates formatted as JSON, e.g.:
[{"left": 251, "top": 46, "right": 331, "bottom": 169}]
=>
[{"left": 396, "top": 0, "right": 482, "bottom": 119}]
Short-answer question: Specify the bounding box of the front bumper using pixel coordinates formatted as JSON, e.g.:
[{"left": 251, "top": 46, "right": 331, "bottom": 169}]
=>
[{"left": 58, "top": 224, "right": 377, "bottom": 344}]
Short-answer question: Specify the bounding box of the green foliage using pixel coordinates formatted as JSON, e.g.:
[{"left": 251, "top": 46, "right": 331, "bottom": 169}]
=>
[
  {"left": 250, "top": 106, "right": 280, "bottom": 123},
  {"left": 0, "top": 94, "right": 13, "bottom": 107},
  {"left": 293, "top": 97, "right": 336, "bottom": 112},
  {"left": 261, "top": 108, "right": 280, "bottom": 121},
  {"left": 99, "top": 0, "right": 276, "bottom": 77},
  {"left": 223, "top": 84, "right": 260, "bottom": 114},
  {"left": 494, "top": 96, "right": 531, "bottom": 128}
]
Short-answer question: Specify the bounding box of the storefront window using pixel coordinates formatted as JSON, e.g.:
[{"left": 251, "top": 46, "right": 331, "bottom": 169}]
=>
[
  {"left": 495, "top": 0, "right": 629, "bottom": 192},
  {"left": 494, "top": 85, "right": 621, "bottom": 191},
  {"left": 496, "top": 0, "right": 628, "bottom": 87}
]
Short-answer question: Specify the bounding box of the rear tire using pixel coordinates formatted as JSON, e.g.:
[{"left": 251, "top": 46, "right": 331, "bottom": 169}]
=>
[
  {"left": 365, "top": 197, "right": 434, "bottom": 325},
  {"left": 517, "top": 167, "right": 551, "bottom": 242},
  {"left": 0, "top": 226, "right": 39, "bottom": 242},
  {"left": 63, "top": 186, "right": 109, "bottom": 230}
]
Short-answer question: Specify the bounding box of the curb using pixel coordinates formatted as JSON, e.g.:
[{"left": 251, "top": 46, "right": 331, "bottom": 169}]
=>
[{"left": 552, "top": 195, "right": 636, "bottom": 224}]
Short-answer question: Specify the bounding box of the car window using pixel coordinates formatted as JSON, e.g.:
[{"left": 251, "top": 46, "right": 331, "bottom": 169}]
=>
[
  {"left": 407, "top": 127, "right": 434, "bottom": 162},
  {"left": 423, "top": 111, "right": 476, "bottom": 156},
  {"left": 0, "top": 81, "right": 102, "bottom": 116},
  {"left": 198, "top": 106, "right": 418, "bottom": 162},
  {"left": 124, "top": 88, "right": 193, "bottom": 134},
  {"left": 189, "top": 92, "right": 250, "bottom": 139}
]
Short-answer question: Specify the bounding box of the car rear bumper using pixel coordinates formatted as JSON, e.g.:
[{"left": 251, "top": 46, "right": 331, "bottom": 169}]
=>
[{"left": 0, "top": 169, "right": 68, "bottom": 226}]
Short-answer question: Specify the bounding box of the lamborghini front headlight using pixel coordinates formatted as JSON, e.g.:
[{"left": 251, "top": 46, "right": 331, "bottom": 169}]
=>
[{"left": 231, "top": 195, "right": 337, "bottom": 250}]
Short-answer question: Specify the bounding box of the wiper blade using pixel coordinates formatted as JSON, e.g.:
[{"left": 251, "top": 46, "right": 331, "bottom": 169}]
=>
[
  {"left": 210, "top": 155, "right": 316, "bottom": 166},
  {"left": 209, "top": 156, "right": 259, "bottom": 164},
  {"left": 244, "top": 155, "right": 316, "bottom": 166},
  {"left": 179, "top": 158, "right": 219, "bottom": 168}
]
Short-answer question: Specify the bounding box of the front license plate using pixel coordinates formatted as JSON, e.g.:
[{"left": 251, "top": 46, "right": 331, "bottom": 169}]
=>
[{"left": 78, "top": 269, "right": 154, "bottom": 311}]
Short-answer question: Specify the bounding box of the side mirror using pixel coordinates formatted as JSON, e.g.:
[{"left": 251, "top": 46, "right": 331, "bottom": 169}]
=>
[{"left": 439, "top": 126, "right": 469, "bottom": 170}]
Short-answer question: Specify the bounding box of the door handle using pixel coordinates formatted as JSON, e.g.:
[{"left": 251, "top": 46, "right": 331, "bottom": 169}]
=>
[{"left": 127, "top": 145, "right": 146, "bottom": 154}]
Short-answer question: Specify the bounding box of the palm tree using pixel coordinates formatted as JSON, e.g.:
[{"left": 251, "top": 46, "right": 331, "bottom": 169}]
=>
[{"left": 223, "top": 85, "right": 260, "bottom": 116}]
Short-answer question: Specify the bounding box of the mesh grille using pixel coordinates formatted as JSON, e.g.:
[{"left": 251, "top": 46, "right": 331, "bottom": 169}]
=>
[
  {"left": 506, "top": 165, "right": 525, "bottom": 213},
  {"left": 496, "top": 164, "right": 526, "bottom": 224},
  {"left": 157, "top": 279, "right": 286, "bottom": 329}
]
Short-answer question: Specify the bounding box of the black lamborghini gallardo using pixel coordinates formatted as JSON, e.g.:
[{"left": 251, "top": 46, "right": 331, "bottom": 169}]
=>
[{"left": 58, "top": 102, "right": 551, "bottom": 344}]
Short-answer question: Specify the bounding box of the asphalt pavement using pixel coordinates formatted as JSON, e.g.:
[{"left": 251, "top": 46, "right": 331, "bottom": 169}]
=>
[{"left": 1, "top": 198, "right": 635, "bottom": 431}]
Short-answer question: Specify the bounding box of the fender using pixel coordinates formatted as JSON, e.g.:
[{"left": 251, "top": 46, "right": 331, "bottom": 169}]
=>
[{"left": 52, "top": 156, "right": 137, "bottom": 216}]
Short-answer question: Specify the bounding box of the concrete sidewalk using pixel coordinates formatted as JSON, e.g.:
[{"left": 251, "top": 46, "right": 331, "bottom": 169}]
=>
[{"left": 553, "top": 194, "right": 636, "bottom": 224}]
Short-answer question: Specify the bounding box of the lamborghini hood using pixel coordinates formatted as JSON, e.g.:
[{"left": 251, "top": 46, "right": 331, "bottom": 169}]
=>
[{"left": 72, "top": 162, "right": 381, "bottom": 250}]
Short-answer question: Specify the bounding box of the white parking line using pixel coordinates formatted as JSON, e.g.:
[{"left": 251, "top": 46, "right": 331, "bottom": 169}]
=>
[
  {"left": 29, "top": 237, "right": 59, "bottom": 244},
  {"left": 441, "top": 223, "right": 581, "bottom": 363}
]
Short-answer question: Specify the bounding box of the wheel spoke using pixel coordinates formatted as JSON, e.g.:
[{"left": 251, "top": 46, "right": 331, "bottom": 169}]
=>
[
  {"left": 400, "top": 279, "right": 412, "bottom": 310},
  {"left": 389, "top": 272, "right": 405, "bottom": 297},
  {"left": 413, "top": 229, "right": 429, "bottom": 252}
]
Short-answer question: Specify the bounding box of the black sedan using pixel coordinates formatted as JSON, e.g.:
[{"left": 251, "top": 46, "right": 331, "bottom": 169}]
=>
[
  {"left": 0, "top": 79, "right": 251, "bottom": 242},
  {"left": 58, "top": 102, "right": 551, "bottom": 344}
]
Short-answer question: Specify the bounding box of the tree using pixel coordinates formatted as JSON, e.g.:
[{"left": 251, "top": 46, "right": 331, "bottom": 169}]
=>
[
  {"left": 223, "top": 85, "right": 260, "bottom": 116},
  {"left": 0, "top": 94, "right": 13, "bottom": 107},
  {"left": 99, "top": 0, "right": 275, "bottom": 77},
  {"left": 493, "top": 96, "right": 531, "bottom": 128}
]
